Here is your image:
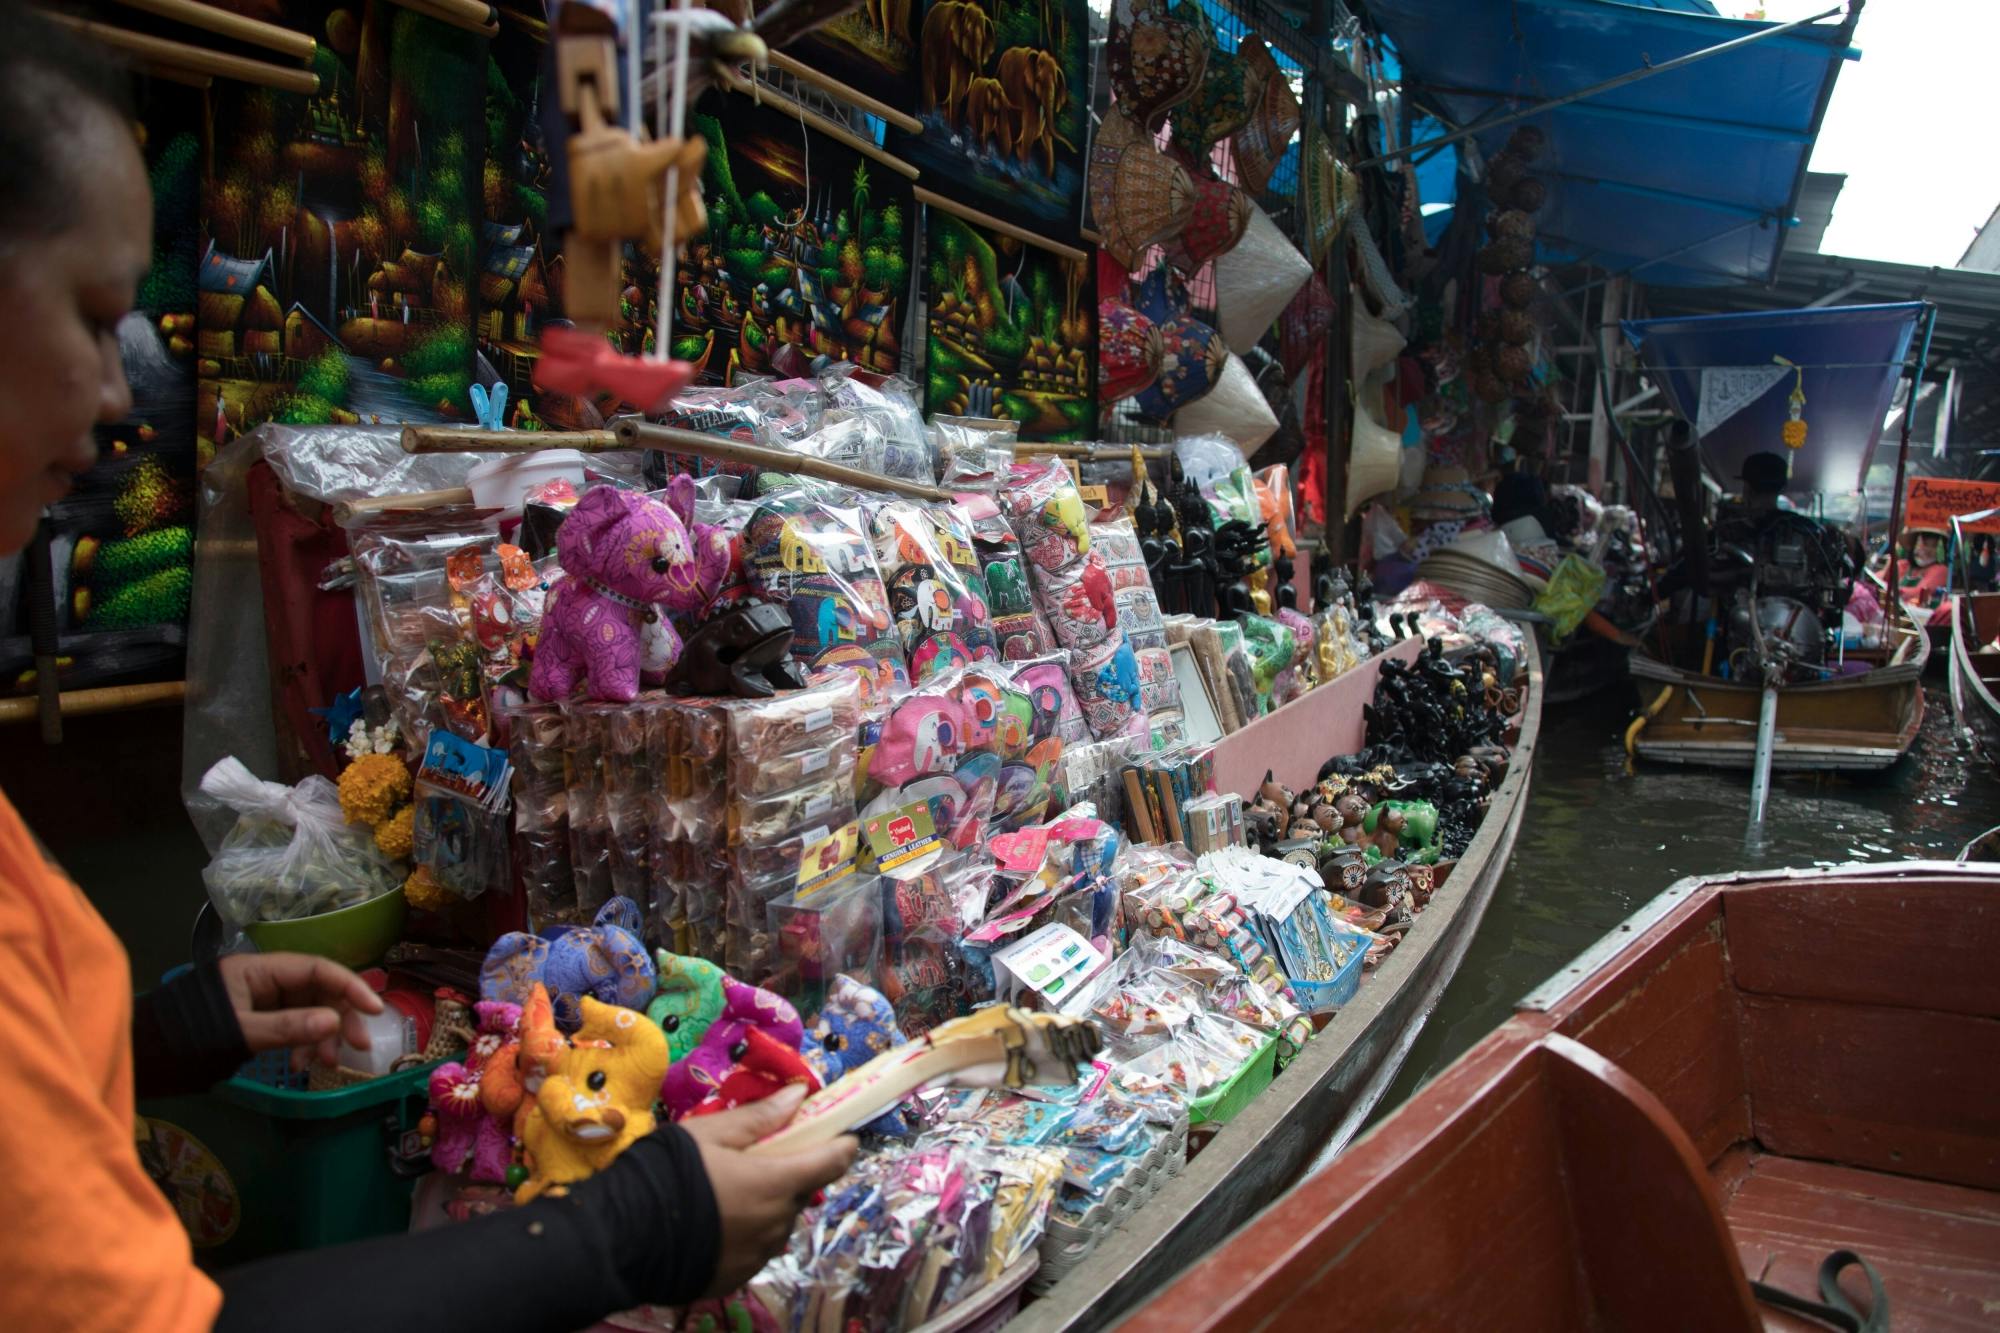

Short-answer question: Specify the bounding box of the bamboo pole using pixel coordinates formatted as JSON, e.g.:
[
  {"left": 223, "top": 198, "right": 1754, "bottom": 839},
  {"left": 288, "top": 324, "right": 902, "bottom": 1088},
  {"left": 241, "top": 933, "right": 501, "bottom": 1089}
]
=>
[
  {"left": 914, "top": 188, "right": 1087, "bottom": 263},
  {"left": 139, "top": 61, "right": 213, "bottom": 90},
  {"left": 42, "top": 12, "right": 319, "bottom": 93},
  {"left": 718, "top": 73, "right": 920, "bottom": 180},
  {"left": 389, "top": 0, "right": 499, "bottom": 37},
  {"left": 401, "top": 426, "right": 622, "bottom": 454},
  {"left": 765, "top": 51, "right": 923, "bottom": 134},
  {"left": 331, "top": 486, "right": 477, "bottom": 525},
  {"left": 0, "top": 681, "right": 186, "bottom": 726},
  {"left": 1016, "top": 441, "right": 1172, "bottom": 460},
  {"left": 616, "top": 419, "right": 954, "bottom": 499},
  {"left": 108, "top": 0, "right": 315, "bottom": 62}
]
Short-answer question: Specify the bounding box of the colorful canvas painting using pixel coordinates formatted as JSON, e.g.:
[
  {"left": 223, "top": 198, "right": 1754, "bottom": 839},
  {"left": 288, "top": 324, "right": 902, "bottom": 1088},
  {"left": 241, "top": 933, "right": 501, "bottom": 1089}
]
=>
[
  {"left": 476, "top": 1, "right": 570, "bottom": 428},
  {"left": 635, "top": 90, "right": 914, "bottom": 385},
  {"left": 0, "top": 84, "right": 204, "bottom": 696},
  {"left": 787, "top": 0, "right": 919, "bottom": 117},
  {"left": 198, "top": 3, "right": 482, "bottom": 452},
  {"left": 924, "top": 210, "right": 1094, "bottom": 440},
  {"left": 889, "top": 0, "right": 1090, "bottom": 239}
]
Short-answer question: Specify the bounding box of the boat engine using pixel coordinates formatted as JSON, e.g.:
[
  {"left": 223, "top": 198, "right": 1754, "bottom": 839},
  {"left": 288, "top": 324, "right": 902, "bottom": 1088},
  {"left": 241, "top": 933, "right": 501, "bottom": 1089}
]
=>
[{"left": 1713, "top": 511, "right": 1852, "bottom": 682}]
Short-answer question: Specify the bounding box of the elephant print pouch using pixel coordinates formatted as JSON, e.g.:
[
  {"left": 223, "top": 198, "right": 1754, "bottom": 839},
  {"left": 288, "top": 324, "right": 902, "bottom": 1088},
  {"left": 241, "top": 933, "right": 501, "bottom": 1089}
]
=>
[
  {"left": 961, "top": 491, "right": 1058, "bottom": 661},
  {"left": 1000, "top": 456, "right": 1093, "bottom": 574},
  {"left": 1071, "top": 636, "right": 1147, "bottom": 740},
  {"left": 745, "top": 491, "right": 905, "bottom": 686},
  {"left": 1039, "top": 549, "right": 1120, "bottom": 653},
  {"left": 1009, "top": 652, "right": 1089, "bottom": 745},
  {"left": 871, "top": 500, "right": 998, "bottom": 680}
]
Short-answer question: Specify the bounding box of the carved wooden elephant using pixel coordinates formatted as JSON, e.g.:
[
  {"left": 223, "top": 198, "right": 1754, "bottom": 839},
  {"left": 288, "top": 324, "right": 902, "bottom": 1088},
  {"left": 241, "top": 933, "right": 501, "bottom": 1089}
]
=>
[
  {"left": 922, "top": 0, "right": 997, "bottom": 125},
  {"left": 964, "top": 76, "right": 1013, "bottom": 156},
  {"left": 996, "top": 45, "right": 1068, "bottom": 176},
  {"left": 866, "top": 0, "right": 911, "bottom": 44}
]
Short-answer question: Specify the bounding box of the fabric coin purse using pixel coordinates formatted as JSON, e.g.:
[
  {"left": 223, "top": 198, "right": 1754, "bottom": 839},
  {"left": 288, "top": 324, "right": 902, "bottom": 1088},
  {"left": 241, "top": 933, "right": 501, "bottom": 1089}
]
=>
[{"left": 870, "top": 692, "right": 970, "bottom": 788}]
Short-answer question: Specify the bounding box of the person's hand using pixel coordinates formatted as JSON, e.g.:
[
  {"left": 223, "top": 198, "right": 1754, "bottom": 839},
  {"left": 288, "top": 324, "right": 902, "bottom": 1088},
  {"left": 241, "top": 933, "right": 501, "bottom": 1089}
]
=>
[
  {"left": 217, "top": 952, "right": 384, "bottom": 1070},
  {"left": 680, "top": 1085, "right": 859, "bottom": 1296}
]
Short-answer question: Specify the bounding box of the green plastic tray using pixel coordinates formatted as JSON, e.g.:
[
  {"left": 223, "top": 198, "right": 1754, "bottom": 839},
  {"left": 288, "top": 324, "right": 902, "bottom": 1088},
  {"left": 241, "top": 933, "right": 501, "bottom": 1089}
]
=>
[{"left": 1188, "top": 1035, "right": 1280, "bottom": 1127}]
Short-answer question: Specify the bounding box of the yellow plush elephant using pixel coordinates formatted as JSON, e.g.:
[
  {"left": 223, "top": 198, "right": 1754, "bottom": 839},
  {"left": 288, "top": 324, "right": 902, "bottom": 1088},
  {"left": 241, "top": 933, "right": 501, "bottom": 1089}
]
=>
[
  {"left": 964, "top": 76, "right": 1013, "bottom": 156},
  {"left": 996, "top": 46, "right": 1069, "bottom": 176},
  {"left": 514, "top": 988, "right": 672, "bottom": 1204},
  {"left": 922, "top": 0, "right": 997, "bottom": 124}
]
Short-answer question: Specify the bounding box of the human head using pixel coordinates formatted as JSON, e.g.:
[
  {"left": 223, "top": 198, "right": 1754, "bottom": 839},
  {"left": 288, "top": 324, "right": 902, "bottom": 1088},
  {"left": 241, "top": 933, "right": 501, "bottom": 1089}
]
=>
[
  {"left": 1740, "top": 451, "right": 1789, "bottom": 499},
  {"left": 0, "top": 8, "right": 150, "bottom": 556},
  {"left": 1908, "top": 531, "right": 1943, "bottom": 566}
]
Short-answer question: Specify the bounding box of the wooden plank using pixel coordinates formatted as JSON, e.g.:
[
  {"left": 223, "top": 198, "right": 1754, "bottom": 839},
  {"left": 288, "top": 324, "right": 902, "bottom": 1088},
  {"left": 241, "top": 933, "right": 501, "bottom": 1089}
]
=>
[
  {"left": 1725, "top": 1154, "right": 2000, "bottom": 1332},
  {"left": 1739, "top": 996, "right": 2000, "bottom": 1192},
  {"left": 1208, "top": 637, "right": 1421, "bottom": 797},
  {"left": 1007, "top": 639, "right": 1546, "bottom": 1332},
  {"left": 1723, "top": 878, "right": 2000, "bottom": 1019}
]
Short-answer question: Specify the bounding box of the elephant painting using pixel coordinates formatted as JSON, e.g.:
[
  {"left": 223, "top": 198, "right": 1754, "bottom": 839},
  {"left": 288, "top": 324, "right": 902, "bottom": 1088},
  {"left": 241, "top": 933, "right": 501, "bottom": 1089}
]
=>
[
  {"left": 995, "top": 46, "right": 1069, "bottom": 176},
  {"left": 864, "top": 0, "right": 911, "bottom": 44},
  {"left": 921, "top": 0, "right": 997, "bottom": 124},
  {"left": 963, "top": 76, "right": 1013, "bottom": 157}
]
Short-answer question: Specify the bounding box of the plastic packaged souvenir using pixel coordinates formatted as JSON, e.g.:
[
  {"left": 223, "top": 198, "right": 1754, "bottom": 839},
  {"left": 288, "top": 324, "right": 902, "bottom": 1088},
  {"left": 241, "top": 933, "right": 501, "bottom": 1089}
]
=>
[
  {"left": 1134, "top": 645, "right": 1182, "bottom": 713},
  {"left": 1113, "top": 585, "right": 1168, "bottom": 651},
  {"left": 958, "top": 492, "right": 1057, "bottom": 661},
  {"left": 820, "top": 369, "right": 933, "bottom": 482},
  {"left": 1009, "top": 653, "right": 1089, "bottom": 746},
  {"left": 1000, "top": 457, "right": 1093, "bottom": 572},
  {"left": 869, "top": 690, "right": 971, "bottom": 789},
  {"left": 731, "top": 743, "right": 859, "bottom": 800},
  {"left": 879, "top": 860, "right": 967, "bottom": 1036},
  {"left": 932, "top": 415, "right": 1018, "bottom": 492},
  {"left": 560, "top": 699, "right": 614, "bottom": 914},
  {"left": 743, "top": 490, "right": 906, "bottom": 693},
  {"left": 1039, "top": 550, "right": 1120, "bottom": 653},
  {"left": 765, "top": 872, "right": 885, "bottom": 1006},
  {"left": 730, "top": 774, "right": 856, "bottom": 846},
  {"left": 565, "top": 700, "right": 656, "bottom": 906},
  {"left": 411, "top": 731, "right": 514, "bottom": 902},
  {"left": 870, "top": 500, "right": 999, "bottom": 677},
  {"left": 195, "top": 759, "right": 403, "bottom": 928},
  {"left": 496, "top": 701, "right": 576, "bottom": 927},
  {"left": 722, "top": 674, "right": 864, "bottom": 757},
  {"left": 1071, "top": 637, "right": 1146, "bottom": 740},
  {"left": 1089, "top": 517, "right": 1152, "bottom": 593}
]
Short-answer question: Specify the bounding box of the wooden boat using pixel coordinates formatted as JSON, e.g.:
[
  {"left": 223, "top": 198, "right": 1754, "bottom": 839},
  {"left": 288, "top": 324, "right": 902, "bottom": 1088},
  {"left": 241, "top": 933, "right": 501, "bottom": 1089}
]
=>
[
  {"left": 1947, "top": 590, "right": 2000, "bottom": 764},
  {"left": 1116, "top": 861, "right": 2000, "bottom": 1332},
  {"left": 1007, "top": 637, "right": 1543, "bottom": 1331},
  {"left": 1626, "top": 600, "right": 1929, "bottom": 772}
]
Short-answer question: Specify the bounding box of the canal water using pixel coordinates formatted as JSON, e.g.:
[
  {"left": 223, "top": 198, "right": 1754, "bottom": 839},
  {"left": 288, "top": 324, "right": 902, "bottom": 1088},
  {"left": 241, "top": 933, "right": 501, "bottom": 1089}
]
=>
[{"left": 1376, "top": 677, "right": 2000, "bottom": 1115}]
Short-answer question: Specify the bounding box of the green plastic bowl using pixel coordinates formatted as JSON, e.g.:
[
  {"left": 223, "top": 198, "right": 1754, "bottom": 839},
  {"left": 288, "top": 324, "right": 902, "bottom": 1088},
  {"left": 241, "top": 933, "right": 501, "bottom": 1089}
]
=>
[{"left": 242, "top": 887, "right": 408, "bottom": 968}]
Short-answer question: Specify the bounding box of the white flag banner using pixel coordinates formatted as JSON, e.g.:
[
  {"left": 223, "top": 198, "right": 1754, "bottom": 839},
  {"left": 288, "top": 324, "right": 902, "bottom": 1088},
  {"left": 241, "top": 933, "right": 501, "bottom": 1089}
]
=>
[{"left": 1696, "top": 365, "right": 1790, "bottom": 438}]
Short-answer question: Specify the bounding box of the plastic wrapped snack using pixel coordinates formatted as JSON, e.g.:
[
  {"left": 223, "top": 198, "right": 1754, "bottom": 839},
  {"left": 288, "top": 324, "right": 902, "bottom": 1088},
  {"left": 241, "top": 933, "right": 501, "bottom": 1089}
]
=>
[{"left": 196, "top": 759, "right": 403, "bottom": 927}]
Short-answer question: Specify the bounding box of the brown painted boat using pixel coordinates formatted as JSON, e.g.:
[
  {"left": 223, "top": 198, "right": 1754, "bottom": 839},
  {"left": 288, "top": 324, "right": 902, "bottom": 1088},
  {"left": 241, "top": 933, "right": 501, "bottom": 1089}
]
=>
[
  {"left": 1628, "top": 601, "right": 1929, "bottom": 772},
  {"left": 1006, "top": 641, "right": 1545, "bottom": 1331},
  {"left": 1947, "top": 591, "right": 2000, "bottom": 765},
  {"left": 1117, "top": 861, "right": 2000, "bottom": 1332}
]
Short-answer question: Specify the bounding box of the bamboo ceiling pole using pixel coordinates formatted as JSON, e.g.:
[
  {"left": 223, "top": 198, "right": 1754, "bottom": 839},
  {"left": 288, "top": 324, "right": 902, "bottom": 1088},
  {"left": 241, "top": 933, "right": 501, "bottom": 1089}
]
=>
[
  {"left": 401, "top": 426, "right": 622, "bottom": 454},
  {"left": 765, "top": 51, "right": 923, "bottom": 134},
  {"left": 1016, "top": 441, "right": 1173, "bottom": 460},
  {"left": 108, "top": 0, "right": 315, "bottom": 62},
  {"left": 914, "top": 187, "right": 1088, "bottom": 263},
  {"left": 332, "top": 486, "right": 477, "bottom": 525},
  {"left": 43, "top": 11, "right": 319, "bottom": 93},
  {"left": 0, "top": 681, "right": 186, "bottom": 726},
  {"left": 615, "top": 419, "right": 954, "bottom": 500},
  {"left": 387, "top": 0, "right": 499, "bottom": 37}
]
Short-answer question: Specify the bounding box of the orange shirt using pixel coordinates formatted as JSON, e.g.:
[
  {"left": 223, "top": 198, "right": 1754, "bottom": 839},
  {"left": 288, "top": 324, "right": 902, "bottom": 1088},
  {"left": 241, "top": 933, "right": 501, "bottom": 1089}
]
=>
[{"left": 0, "top": 789, "right": 221, "bottom": 1331}]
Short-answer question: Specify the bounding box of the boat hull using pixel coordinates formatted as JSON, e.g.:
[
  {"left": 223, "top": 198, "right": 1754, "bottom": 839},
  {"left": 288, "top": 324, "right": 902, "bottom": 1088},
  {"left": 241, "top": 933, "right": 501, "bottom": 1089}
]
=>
[
  {"left": 1629, "top": 603, "right": 1928, "bottom": 772},
  {"left": 1009, "top": 639, "right": 1544, "bottom": 1332},
  {"left": 1947, "top": 591, "right": 2000, "bottom": 764}
]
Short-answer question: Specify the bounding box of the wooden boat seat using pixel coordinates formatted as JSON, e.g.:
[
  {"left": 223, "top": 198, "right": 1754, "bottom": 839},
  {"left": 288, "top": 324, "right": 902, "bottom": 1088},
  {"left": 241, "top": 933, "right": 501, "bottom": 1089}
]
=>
[{"left": 1116, "top": 1030, "right": 1762, "bottom": 1331}]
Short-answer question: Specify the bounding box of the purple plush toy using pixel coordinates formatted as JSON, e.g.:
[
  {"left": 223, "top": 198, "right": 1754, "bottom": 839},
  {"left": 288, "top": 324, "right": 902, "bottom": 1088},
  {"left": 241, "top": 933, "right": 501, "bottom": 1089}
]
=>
[
  {"left": 530, "top": 478, "right": 731, "bottom": 703},
  {"left": 659, "top": 972, "right": 807, "bottom": 1120}
]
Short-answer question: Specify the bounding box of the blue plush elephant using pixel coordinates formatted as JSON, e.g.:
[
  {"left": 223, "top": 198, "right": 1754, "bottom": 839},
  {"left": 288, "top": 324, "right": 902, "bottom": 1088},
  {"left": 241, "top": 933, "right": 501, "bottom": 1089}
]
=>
[
  {"left": 801, "top": 973, "right": 912, "bottom": 1136},
  {"left": 480, "top": 896, "right": 656, "bottom": 1031}
]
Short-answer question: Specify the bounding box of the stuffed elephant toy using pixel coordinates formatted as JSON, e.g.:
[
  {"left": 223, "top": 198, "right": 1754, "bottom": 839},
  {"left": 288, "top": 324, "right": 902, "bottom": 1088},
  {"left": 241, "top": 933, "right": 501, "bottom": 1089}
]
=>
[{"left": 481, "top": 896, "right": 656, "bottom": 1032}]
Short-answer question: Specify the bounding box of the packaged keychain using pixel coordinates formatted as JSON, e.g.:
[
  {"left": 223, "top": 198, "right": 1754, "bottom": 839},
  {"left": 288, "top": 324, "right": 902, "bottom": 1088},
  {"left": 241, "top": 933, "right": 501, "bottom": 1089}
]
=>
[{"left": 412, "top": 730, "right": 513, "bottom": 901}]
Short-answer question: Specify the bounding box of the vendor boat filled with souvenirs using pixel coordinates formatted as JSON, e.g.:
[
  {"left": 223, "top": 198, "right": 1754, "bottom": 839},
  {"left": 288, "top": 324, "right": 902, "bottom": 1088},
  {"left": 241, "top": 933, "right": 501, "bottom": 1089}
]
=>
[{"left": 1117, "top": 860, "right": 2000, "bottom": 1333}]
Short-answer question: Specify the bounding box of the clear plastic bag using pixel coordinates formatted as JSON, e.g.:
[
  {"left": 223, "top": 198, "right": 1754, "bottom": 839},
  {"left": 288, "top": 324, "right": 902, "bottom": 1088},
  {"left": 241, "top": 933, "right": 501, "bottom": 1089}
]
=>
[{"left": 195, "top": 757, "right": 402, "bottom": 927}]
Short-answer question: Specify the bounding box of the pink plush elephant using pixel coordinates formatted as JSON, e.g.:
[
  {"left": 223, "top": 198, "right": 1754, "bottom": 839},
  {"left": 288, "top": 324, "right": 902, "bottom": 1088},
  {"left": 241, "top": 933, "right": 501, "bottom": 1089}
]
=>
[
  {"left": 659, "top": 971, "right": 809, "bottom": 1121},
  {"left": 530, "top": 478, "right": 730, "bottom": 703}
]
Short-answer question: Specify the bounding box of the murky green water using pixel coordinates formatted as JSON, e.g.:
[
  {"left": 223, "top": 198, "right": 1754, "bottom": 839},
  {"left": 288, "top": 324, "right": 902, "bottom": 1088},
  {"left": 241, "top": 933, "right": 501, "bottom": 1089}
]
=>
[{"left": 1377, "top": 677, "right": 2000, "bottom": 1114}]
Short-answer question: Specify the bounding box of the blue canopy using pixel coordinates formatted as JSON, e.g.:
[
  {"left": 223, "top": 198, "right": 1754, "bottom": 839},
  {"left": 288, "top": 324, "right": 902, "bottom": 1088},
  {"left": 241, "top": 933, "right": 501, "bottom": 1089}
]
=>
[
  {"left": 1622, "top": 303, "right": 1923, "bottom": 495},
  {"left": 1369, "top": 0, "right": 1857, "bottom": 286}
]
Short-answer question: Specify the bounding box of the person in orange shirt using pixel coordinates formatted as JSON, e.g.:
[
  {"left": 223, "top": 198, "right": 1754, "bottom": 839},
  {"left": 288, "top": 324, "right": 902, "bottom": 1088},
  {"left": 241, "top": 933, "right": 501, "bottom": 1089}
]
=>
[{"left": 0, "top": 10, "right": 853, "bottom": 1330}]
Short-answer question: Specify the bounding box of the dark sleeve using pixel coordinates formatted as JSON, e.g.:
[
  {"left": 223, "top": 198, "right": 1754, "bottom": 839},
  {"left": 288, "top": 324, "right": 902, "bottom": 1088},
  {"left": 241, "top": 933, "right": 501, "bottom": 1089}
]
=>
[
  {"left": 214, "top": 1124, "right": 721, "bottom": 1333},
  {"left": 131, "top": 961, "right": 251, "bottom": 1098}
]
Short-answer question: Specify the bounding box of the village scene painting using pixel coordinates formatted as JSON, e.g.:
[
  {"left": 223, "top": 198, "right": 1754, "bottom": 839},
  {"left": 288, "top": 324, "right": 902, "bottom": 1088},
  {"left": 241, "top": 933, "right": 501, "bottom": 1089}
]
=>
[
  {"left": 629, "top": 92, "right": 914, "bottom": 385},
  {"left": 925, "top": 211, "right": 1094, "bottom": 439},
  {"left": 0, "top": 88, "right": 203, "bottom": 694},
  {"left": 890, "top": 0, "right": 1090, "bottom": 239},
  {"left": 197, "top": 3, "right": 482, "bottom": 452},
  {"left": 476, "top": 2, "right": 568, "bottom": 428},
  {"left": 786, "top": 0, "right": 919, "bottom": 117}
]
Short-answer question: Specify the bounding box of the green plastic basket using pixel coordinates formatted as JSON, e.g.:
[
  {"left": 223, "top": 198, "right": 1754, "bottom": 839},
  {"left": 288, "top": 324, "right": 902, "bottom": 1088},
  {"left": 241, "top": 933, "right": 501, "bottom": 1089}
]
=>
[
  {"left": 137, "top": 1061, "right": 438, "bottom": 1269},
  {"left": 1188, "top": 1035, "right": 1280, "bottom": 1127}
]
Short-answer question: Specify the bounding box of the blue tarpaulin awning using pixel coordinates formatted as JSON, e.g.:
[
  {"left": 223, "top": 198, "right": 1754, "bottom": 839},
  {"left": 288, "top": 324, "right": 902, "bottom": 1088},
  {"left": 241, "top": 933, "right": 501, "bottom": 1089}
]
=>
[
  {"left": 1622, "top": 303, "right": 1923, "bottom": 495},
  {"left": 1368, "top": 0, "right": 1858, "bottom": 286}
]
